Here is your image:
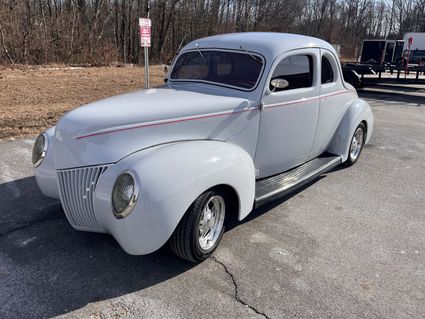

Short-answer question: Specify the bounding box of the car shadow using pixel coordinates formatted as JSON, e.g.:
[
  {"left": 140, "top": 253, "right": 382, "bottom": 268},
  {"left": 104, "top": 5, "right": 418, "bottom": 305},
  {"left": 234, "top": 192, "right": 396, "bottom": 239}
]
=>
[
  {"left": 226, "top": 175, "right": 327, "bottom": 231},
  {"left": 358, "top": 91, "right": 425, "bottom": 106},
  {"left": 0, "top": 176, "right": 62, "bottom": 236},
  {"left": 0, "top": 177, "right": 196, "bottom": 318},
  {"left": 0, "top": 169, "right": 333, "bottom": 318}
]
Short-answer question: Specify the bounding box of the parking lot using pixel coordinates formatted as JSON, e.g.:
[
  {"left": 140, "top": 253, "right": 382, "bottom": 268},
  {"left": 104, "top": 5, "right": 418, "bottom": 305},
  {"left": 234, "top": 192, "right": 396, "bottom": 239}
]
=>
[{"left": 0, "top": 94, "right": 424, "bottom": 319}]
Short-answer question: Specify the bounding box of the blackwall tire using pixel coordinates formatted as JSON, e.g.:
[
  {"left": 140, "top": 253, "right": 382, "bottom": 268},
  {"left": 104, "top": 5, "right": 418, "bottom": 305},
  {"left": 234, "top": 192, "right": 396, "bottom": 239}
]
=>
[{"left": 170, "top": 189, "right": 226, "bottom": 262}]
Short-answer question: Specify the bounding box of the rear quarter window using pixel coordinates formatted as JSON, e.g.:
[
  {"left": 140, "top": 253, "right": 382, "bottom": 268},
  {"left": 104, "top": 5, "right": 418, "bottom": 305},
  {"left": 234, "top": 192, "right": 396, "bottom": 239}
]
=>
[{"left": 321, "top": 56, "right": 334, "bottom": 84}]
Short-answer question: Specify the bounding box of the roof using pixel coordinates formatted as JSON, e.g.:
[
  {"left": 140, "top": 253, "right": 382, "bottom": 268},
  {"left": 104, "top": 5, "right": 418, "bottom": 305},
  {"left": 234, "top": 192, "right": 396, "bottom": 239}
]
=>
[{"left": 181, "top": 32, "right": 336, "bottom": 60}]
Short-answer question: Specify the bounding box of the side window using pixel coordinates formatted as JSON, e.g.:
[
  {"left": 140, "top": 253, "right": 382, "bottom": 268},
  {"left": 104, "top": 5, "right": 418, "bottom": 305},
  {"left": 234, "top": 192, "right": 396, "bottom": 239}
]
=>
[
  {"left": 270, "top": 55, "right": 313, "bottom": 91},
  {"left": 321, "top": 56, "right": 334, "bottom": 84}
]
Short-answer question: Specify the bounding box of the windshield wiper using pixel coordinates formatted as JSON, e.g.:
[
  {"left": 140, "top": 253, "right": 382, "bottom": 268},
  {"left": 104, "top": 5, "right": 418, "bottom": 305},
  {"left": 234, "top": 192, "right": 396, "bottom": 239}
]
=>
[
  {"left": 240, "top": 45, "right": 263, "bottom": 65},
  {"left": 195, "top": 43, "right": 207, "bottom": 64}
]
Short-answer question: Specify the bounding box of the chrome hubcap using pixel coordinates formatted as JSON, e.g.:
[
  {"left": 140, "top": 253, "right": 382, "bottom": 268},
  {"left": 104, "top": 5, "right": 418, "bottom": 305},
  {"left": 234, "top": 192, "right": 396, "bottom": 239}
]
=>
[
  {"left": 198, "top": 195, "right": 225, "bottom": 251},
  {"left": 350, "top": 127, "right": 364, "bottom": 160}
]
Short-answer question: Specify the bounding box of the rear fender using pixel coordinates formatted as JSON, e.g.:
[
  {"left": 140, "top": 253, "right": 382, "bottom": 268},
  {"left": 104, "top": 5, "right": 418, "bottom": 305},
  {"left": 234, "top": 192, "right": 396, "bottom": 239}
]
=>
[{"left": 327, "top": 98, "right": 374, "bottom": 161}]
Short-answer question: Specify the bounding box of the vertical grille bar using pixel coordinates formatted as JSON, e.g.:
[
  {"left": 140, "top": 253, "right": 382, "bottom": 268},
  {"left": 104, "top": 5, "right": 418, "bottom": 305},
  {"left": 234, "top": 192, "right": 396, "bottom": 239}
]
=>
[
  {"left": 86, "top": 167, "right": 100, "bottom": 228},
  {"left": 81, "top": 167, "right": 91, "bottom": 228},
  {"left": 57, "top": 165, "right": 110, "bottom": 233}
]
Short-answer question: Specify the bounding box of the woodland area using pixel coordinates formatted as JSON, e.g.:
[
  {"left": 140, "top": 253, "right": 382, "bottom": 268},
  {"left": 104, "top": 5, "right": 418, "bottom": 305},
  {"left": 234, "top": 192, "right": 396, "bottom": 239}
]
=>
[{"left": 0, "top": 0, "right": 424, "bottom": 65}]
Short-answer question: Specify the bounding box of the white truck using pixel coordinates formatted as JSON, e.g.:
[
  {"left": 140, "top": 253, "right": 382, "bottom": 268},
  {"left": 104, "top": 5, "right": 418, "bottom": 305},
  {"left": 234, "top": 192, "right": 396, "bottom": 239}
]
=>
[
  {"left": 403, "top": 32, "right": 425, "bottom": 51},
  {"left": 403, "top": 32, "right": 425, "bottom": 65}
]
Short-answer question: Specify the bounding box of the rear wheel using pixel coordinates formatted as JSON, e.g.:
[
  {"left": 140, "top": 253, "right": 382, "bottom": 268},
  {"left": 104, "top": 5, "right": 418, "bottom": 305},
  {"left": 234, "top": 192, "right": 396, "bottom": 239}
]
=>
[
  {"left": 170, "top": 189, "right": 226, "bottom": 262},
  {"left": 345, "top": 123, "right": 366, "bottom": 166}
]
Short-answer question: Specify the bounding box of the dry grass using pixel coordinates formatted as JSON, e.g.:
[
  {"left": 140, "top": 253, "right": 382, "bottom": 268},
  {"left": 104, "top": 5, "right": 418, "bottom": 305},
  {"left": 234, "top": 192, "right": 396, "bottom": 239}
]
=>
[{"left": 0, "top": 65, "right": 165, "bottom": 141}]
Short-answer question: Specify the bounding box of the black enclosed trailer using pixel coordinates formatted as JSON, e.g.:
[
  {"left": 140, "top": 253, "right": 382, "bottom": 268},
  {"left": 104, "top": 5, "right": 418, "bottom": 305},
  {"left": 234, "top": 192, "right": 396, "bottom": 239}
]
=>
[{"left": 360, "top": 40, "right": 404, "bottom": 64}]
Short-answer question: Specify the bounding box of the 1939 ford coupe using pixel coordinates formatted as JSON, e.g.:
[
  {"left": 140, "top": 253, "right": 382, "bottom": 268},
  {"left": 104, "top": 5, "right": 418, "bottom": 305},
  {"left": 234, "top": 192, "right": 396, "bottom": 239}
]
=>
[{"left": 32, "top": 33, "right": 373, "bottom": 262}]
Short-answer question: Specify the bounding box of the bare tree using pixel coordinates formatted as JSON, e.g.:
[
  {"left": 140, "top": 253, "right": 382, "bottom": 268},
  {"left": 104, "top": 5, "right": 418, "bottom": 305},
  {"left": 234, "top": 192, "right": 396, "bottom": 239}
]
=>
[{"left": 0, "top": 0, "right": 424, "bottom": 65}]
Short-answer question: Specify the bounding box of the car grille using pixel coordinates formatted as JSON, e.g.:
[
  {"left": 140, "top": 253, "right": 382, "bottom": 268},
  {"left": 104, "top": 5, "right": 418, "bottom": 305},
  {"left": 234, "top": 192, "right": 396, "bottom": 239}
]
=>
[{"left": 57, "top": 165, "right": 110, "bottom": 232}]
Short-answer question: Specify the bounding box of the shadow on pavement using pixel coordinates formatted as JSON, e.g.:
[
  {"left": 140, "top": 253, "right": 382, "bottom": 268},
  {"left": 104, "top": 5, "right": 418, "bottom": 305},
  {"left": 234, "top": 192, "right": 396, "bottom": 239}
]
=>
[
  {"left": 0, "top": 170, "right": 332, "bottom": 318},
  {"left": 227, "top": 175, "right": 327, "bottom": 231},
  {"left": 358, "top": 91, "right": 425, "bottom": 106},
  {"left": 0, "top": 177, "right": 195, "bottom": 318},
  {"left": 0, "top": 176, "right": 62, "bottom": 236}
]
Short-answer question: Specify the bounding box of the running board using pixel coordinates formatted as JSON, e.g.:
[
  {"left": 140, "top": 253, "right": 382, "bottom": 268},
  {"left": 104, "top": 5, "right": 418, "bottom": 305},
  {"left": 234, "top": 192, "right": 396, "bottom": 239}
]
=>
[{"left": 255, "top": 155, "right": 342, "bottom": 207}]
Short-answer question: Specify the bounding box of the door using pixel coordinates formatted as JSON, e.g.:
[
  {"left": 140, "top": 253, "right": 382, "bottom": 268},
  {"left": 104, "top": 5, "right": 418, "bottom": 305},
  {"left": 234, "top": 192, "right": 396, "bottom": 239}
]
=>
[
  {"left": 311, "top": 49, "right": 350, "bottom": 156},
  {"left": 255, "top": 48, "right": 320, "bottom": 178},
  {"left": 384, "top": 41, "right": 395, "bottom": 63}
]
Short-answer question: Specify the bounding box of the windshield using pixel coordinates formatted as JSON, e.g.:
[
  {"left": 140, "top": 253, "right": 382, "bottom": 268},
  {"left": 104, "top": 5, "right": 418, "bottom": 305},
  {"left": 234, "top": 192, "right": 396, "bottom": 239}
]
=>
[{"left": 170, "top": 50, "right": 264, "bottom": 90}]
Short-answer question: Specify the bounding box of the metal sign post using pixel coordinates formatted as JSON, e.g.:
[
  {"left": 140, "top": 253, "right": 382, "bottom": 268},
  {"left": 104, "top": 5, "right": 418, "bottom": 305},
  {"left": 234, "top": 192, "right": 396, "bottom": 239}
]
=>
[{"left": 139, "top": 17, "right": 151, "bottom": 88}]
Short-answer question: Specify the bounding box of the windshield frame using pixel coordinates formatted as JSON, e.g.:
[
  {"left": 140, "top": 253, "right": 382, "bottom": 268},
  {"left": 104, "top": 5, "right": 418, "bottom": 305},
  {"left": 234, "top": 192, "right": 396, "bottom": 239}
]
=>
[{"left": 168, "top": 48, "right": 266, "bottom": 92}]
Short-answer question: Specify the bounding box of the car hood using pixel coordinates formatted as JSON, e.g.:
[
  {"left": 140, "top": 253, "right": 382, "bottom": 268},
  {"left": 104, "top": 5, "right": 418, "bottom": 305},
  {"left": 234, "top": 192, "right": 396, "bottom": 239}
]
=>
[{"left": 54, "top": 87, "right": 256, "bottom": 169}]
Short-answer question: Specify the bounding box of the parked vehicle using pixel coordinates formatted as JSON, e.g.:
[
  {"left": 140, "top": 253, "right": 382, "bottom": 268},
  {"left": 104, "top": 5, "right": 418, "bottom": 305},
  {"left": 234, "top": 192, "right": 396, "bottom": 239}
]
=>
[
  {"left": 406, "top": 49, "right": 425, "bottom": 66},
  {"left": 403, "top": 32, "right": 425, "bottom": 52},
  {"left": 403, "top": 33, "right": 425, "bottom": 66},
  {"left": 33, "top": 32, "right": 374, "bottom": 262}
]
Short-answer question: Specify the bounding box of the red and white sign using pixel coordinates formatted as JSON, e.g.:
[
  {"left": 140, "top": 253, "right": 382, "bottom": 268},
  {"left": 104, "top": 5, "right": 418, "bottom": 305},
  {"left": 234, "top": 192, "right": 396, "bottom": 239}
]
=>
[{"left": 139, "top": 18, "right": 151, "bottom": 47}]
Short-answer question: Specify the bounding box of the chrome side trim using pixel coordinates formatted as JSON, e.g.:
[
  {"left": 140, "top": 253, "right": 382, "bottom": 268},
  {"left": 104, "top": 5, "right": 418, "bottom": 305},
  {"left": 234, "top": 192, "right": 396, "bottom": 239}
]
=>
[{"left": 255, "top": 155, "right": 342, "bottom": 206}]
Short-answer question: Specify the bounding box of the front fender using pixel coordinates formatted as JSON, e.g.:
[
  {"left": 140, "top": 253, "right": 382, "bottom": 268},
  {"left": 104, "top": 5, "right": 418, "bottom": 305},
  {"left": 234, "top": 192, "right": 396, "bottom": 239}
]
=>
[
  {"left": 327, "top": 98, "right": 374, "bottom": 162},
  {"left": 93, "top": 140, "right": 255, "bottom": 255}
]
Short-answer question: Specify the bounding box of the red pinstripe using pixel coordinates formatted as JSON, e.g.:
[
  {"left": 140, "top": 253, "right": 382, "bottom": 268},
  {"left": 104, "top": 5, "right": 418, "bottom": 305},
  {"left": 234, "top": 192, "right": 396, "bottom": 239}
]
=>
[{"left": 75, "top": 89, "right": 355, "bottom": 140}]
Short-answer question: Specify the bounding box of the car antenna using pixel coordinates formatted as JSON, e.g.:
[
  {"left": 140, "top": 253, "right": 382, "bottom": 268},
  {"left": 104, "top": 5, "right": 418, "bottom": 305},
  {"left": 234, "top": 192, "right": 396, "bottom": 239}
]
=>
[
  {"left": 176, "top": 34, "right": 187, "bottom": 54},
  {"left": 195, "top": 43, "right": 207, "bottom": 64},
  {"left": 240, "top": 45, "right": 263, "bottom": 64},
  {"left": 166, "top": 34, "right": 187, "bottom": 72}
]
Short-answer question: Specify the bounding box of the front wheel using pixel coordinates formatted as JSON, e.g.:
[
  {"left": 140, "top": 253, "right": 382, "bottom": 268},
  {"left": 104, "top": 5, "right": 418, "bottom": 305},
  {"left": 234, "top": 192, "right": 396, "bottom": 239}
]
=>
[
  {"left": 170, "top": 189, "right": 226, "bottom": 262},
  {"left": 345, "top": 123, "right": 366, "bottom": 166}
]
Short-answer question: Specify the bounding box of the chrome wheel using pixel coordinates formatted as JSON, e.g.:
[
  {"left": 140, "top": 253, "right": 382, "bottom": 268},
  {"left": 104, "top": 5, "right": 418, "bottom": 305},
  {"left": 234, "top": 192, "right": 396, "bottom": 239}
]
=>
[
  {"left": 170, "top": 189, "right": 228, "bottom": 262},
  {"left": 349, "top": 127, "right": 364, "bottom": 161},
  {"left": 198, "top": 195, "right": 225, "bottom": 251}
]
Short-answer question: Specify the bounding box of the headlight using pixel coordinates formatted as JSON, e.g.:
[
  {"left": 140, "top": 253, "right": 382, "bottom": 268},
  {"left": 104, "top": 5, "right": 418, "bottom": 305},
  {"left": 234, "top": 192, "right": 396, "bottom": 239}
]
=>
[
  {"left": 32, "top": 133, "right": 48, "bottom": 167},
  {"left": 112, "top": 172, "right": 139, "bottom": 219}
]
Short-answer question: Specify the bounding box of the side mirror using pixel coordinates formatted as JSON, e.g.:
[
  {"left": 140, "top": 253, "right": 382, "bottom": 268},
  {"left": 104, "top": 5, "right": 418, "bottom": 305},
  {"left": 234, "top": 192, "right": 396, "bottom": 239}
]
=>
[{"left": 270, "top": 78, "right": 289, "bottom": 91}]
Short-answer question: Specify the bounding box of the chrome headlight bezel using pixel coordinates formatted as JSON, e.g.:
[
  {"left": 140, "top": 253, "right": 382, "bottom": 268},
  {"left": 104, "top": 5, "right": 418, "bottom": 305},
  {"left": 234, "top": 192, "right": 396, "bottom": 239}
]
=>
[
  {"left": 32, "top": 133, "right": 48, "bottom": 168},
  {"left": 111, "top": 171, "right": 140, "bottom": 219}
]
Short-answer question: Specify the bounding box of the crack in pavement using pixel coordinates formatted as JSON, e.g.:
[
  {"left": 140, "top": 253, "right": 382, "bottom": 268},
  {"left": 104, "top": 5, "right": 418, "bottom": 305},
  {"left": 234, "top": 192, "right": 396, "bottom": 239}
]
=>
[{"left": 211, "top": 256, "right": 271, "bottom": 319}]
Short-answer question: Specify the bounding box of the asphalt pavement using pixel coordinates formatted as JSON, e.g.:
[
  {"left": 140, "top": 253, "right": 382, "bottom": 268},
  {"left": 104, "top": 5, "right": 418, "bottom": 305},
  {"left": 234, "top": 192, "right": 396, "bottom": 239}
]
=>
[{"left": 0, "top": 94, "right": 424, "bottom": 319}]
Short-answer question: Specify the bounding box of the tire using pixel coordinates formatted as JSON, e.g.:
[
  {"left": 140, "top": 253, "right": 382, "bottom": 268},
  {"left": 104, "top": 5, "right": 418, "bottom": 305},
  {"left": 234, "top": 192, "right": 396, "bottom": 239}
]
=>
[
  {"left": 345, "top": 123, "right": 366, "bottom": 166},
  {"left": 170, "top": 189, "right": 226, "bottom": 262}
]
